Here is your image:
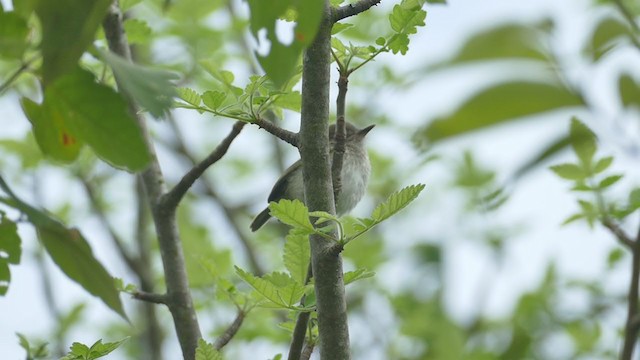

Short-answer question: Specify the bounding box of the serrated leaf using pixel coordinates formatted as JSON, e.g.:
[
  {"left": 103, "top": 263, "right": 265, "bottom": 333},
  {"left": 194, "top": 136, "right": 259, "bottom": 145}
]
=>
[
  {"left": 235, "top": 267, "right": 305, "bottom": 308},
  {"left": 283, "top": 232, "right": 310, "bottom": 285},
  {"left": 177, "top": 87, "right": 201, "bottom": 106},
  {"left": 549, "top": 163, "right": 587, "bottom": 180},
  {"left": 372, "top": 184, "right": 425, "bottom": 221},
  {"left": 569, "top": 118, "right": 597, "bottom": 167},
  {"left": 100, "top": 50, "right": 178, "bottom": 118},
  {"left": 269, "top": 199, "right": 314, "bottom": 234},
  {"left": 123, "top": 18, "right": 152, "bottom": 45},
  {"left": 195, "top": 339, "right": 222, "bottom": 360},
  {"left": 344, "top": 268, "right": 375, "bottom": 285},
  {"left": 202, "top": 90, "right": 227, "bottom": 110},
  {"left": 389, "top": 1, "right": 426, "bottom": 35},
  {"left": 593, "top": 156, "right": 613, "bottom": 174},
  {"left": 388, "top": 33, "right": 410, "bottom": 55},
  {"left": 416, "top": 81, "right": 584, "bottom": 144},
  {"left": 598, "top": 174, "right": 622, "bottom": 189}
]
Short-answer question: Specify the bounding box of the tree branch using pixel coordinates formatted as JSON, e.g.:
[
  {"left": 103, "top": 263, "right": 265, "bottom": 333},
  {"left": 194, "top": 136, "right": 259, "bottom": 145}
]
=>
[
  {"left": 162, "top": 121, "right": 246, "bottom": 210},
  {"left": 166, "top": 119, "right": 265, "bottom": 275},
  {"left": 620, "top": 216, "right": 640, "bottom": 359},
  {"left": 332, "top": 0, "right": 382, "bottom": 22},
  {"left": 214, "top": 309, "right": 246, "bottom": 350},
  {"left": 254, "top": 117, "right": 299, "bottom": 148},
  {"left": 288, "top": 265, "right": 313, "bottom": 360},
  {"left": 602, "top": 218, "right": 634, "bottom": 249},
  {"left": 133, "top": 291, "right": 169, "bottom": 305},
  {"left": 103, "top": 2, "right": 201, "bottom": 359},
  {"left": 0, "top": 55, "right": 37, "bottom": 95},
  {"left": 331, "top": 73, "right": 349, "bottom": 203},
  {"left": 298, "top": 1, "right": 351, "bottom": 358}
]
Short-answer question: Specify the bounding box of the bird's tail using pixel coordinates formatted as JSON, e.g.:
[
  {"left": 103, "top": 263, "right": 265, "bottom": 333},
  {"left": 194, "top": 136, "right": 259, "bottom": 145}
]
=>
[{"left": 250, "top": 207, "right": 272, "bottom": 232}]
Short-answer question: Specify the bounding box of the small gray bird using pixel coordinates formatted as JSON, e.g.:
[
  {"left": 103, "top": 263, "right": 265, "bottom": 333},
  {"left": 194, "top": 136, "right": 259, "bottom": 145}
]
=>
[{"left": 250, "top": 122, "right": 374, "bottom": 232}]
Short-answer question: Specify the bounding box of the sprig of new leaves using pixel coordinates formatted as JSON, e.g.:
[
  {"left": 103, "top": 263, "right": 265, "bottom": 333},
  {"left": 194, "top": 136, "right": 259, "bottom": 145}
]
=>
[
  {"left": 332, "top": 0, "right": 427, "bottom": 72},
  {"left": 235, "top": 184, "right": 425, "bottom": 311},
  {"left": 550, "top": 118, "right": 640, "bottom": 227}
]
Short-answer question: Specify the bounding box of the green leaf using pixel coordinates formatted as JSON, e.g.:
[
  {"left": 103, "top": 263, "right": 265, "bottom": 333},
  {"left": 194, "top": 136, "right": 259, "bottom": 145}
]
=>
[
  {"left": 562, "top": 213, "right": 585, "bottom": 225},
  {"left": 257, "top": 42, "right": 302, "bottom": 89},
  {"left": 42, "top": 67, "right": 150, "bottom": 171},
  {"left": 283, "top": 232, "right": 310, "bottom": 285},
  {"left": 0, "top": 179, "right": 127, "bottom": 319},
  {"left": 235, "top": 267, "right": 305, "bottom": 308},
  {"left": 16, "top": 333, "right": 49, "bottom": 359},
  {"left": 593, "top": 156, "right": 613, "bottom": 174},
  {"left": 607, "top": 248, "right": 625, "bottom": 269},
  {"left": 123, "top": 18, "right": 152, "bottom": 45},
  {"left": 598, "top": 175, "right": 622, "bottom": 189},
  {"left": 36, "top": 0, "right": 112, "bottom": 85},
  {"left": 344, "top": 268, "right": 375, "bottom": 285},
  {"left": 389, "top": 1, "right": 426, "bottom": 35},
  {"left": 332, "top": 23, "right": 354, "bottom": 35},
  {"left": 549, "top": 163, "right": 587, "bottom": 180},
  {"left": 177, "top": 87, "right": 202, "bottom": 106},
  {"left": 619, "top": 73, "right": 640, "bottom": 108},
  {"left": 202, "top": 90, "right": 227, "bottom": 110},
  {"left": 372, "top": 184, "right": 425, "bottom": 221},
  {"left": 22, "top": 97, "right": 83, "bottom": 163},
  {"left": 272, "top": 91, "right": 302, "bottom": 112},
  {"left": 293, "top": 0, "right": 324, "bottom": 46},
  {"left": 569, "top": 118, "right": 597, "bottom": 167},
  {"left": 433, "top": 22, "right": 549, "bottom": 67},
  {"left": 61, "top": 338, "right": 128, "bottom": 360},
  {"left": 269, "top": 199, "right": 314, "bottom": 234},
  {"left": 195, "top": 339, "right": 223, "bottom": 360},
  {"left": 100, "top": 50, "right": 179, "bottom": 118},
  {"left": 0, "top": 11, "right": 29, "bottom": 59},
  {"left": 0, "top": 214, "right": 21, "bottom": 295},
  {"left": 587, "top": 16, "right": 632, "bottom": 60},
  {"left": 629, "top": 188, "right": 640, "bottom": 211},
  {"left": 387, "top": 33, "right": 410, "bottom": 55},
  {"left": 416, "top": 81, "right": 584, "bottom": 143},
  {"left": 512, "top": 134, "right": 571, "bottom": 179}
]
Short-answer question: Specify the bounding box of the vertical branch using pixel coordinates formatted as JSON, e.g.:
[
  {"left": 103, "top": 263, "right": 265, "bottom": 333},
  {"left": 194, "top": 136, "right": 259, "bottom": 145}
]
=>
[
  {"left": 331, "top": 72, "right": 349, "bottom": 201},
  {"left": 102, "top": 2, "right": 201, "bottom": 359},
  {"left": 621, "top": 220, "right": 640, "bottom": 360},
  {"left": 288, "top": 265, "right": 313, "bottom": 360},
  {"left": 299, "top": 1, "right": 351, "bottom": 359}
]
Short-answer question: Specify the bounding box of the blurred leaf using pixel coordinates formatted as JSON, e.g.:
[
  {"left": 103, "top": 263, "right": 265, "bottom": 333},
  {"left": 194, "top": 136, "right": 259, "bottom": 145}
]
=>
[
  {"left": 433, "top": 22, "right": 549, "bottom": 67},
  {"left": 607, "top": 247, "right": 625, "bottom": 269},
  {"left": 629, "top": 188, "right": 640, "bottom": 211},
  {"left": 195, "top": 339, "right": 222, "bottom": 360},
  {"left": 569, "top": 118, "right": 597, "bottom": 168},
  {"left": 0, "top": 134, "right": 43, "bottom": 169},
  {"left": 257, "top": 42, "right": 302, "bottom": 89},
  {"left": 100, "top": 50, "right": 179, "bottom": 118},
  {"left": 587, "top": 16, "right": 632, "bottom": 61},
  {"left": 293, "top": 0, "right": 323, "bottom": 46},
  {"left": 598, "top": 174, "right": 622, "bottom": 189},
  {"left": 331, "top": 23, "right": 353, "bottom": 35},
  {"left": 454, "top": 151, "right": 495, "bottom": 187},
  {"left": 566, "top": 321, "right": 600, "bottom": 353},
  {"left": 22, "top": 97, "right": 83, "bottom": 163},
  {"left": 0, "top": 178, "right": 127, "bottom": 319},
  {"left": 269, "top": 199, "right": 314, "bottom": 234},
  {"left": 550, "top": 163, "right": 587, "bottom": 180},
  {"left": 619, "top": 73, "right": 640, "bottom": 108},
  {"left": 416, "top": 81, "right": 584, "bottom": 143},
  {"left": 31, "top": 67, "right": 151, "bottom": 171},
  {"left": 513, "top": 134, "right": 571, "bottom": 179},
  {"left": 593, "top": 156, "right": 613, "bottom": 174},
  {"left": 272, "top": 91, "right": 302, "bottom": 112},
  {"left": 16, "top": 333, "right": 49, "bottom": 359},
  {"left": 0, "top": 215, "right": 20, "bottom": 296},
  {"left": 35, "top": 0, "right": 112, "bottom": 85},
  {"left": 562, "top": 213, "right": 585, "bottom": 225},
  {"left": 283, "top": 232, "right": 310, "bottom": 285},
  {"left": 0, "top": 11, "right": 29, "bottom": 59}
]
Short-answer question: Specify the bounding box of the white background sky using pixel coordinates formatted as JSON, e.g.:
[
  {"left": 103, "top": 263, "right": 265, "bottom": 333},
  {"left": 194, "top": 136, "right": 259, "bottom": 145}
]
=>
[{"left": 1, "top": 0, "right": 639, "bottom": 359}]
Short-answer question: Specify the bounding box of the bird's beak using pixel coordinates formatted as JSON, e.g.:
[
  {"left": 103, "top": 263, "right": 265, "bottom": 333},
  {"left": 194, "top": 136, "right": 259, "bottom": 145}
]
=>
[{"left": 358, "top": 124, "right": 375, "bottom": 137}]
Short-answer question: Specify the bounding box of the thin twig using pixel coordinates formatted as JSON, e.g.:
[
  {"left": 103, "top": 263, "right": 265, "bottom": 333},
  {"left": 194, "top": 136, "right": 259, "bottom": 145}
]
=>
[
  {"left": 162, "top": 121, "right": 246, "bottom": 210},
  {"left": 0, "top": 56, "right": 38, "bottom": 95},
  {"left": 133, "top": 291, "right": 169, "bottom": 305},
  {"left": 331, "top": 73, "right": 348, "bottom": 204},
  {"left": 300, "top": 341, "right": 315, "bottom": 360},
  {"left": 331, "top": 0, "right": 382, "bottom": 22},
  {"left": 603, "top": 218, "right": 634, "bottom": 249},
  {"left": 621, "top": 240, "right": 640, "bottom": 359},
  {"left": 167, "top": 119, "right": 265, "bottom": 275},
  {"left": 288, "top": 265, "right": 313, "bottom": 360},
  {"left": 254, "top": 117, "right": 299, "bottom": 148},
  {"left": 214, "top": 310, "right": 246, "bottom": 350}
]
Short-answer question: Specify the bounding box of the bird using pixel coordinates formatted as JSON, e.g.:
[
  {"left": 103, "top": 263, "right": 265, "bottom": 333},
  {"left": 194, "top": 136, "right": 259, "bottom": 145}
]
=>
[{"left": 250, "top": 122, "right": 374, "bottom": 232}]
